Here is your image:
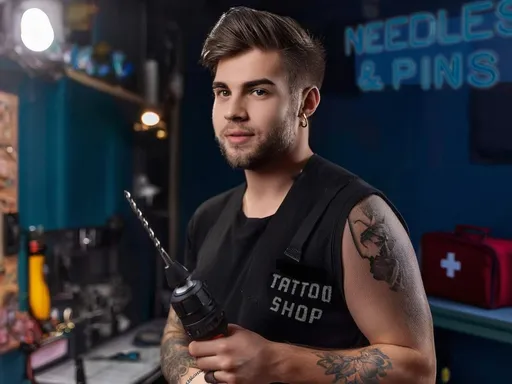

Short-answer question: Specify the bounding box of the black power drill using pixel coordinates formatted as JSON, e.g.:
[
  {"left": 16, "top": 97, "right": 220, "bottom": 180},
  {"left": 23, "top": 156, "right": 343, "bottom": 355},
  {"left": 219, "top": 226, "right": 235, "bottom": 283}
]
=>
[{"left": 124, "top": 191, "right": 228, "bottom": 341}]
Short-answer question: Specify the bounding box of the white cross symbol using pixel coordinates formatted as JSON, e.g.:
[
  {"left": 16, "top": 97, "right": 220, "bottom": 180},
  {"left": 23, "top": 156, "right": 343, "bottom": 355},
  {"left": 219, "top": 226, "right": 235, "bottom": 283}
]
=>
[{"left": 441, "top": 252, "right": 461, "bottom": 278}]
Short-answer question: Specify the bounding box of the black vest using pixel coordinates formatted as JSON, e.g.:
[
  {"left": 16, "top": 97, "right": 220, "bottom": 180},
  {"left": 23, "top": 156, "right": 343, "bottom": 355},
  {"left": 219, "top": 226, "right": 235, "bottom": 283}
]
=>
[{"left": 188, "top": 154, "right": 408, "bottom": 350}]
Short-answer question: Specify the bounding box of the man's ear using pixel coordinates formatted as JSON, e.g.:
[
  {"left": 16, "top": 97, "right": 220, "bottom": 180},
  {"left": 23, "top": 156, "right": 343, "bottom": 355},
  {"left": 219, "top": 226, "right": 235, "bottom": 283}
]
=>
[{"left": 299, "top": 86, "right": 321, "bottom": 118}]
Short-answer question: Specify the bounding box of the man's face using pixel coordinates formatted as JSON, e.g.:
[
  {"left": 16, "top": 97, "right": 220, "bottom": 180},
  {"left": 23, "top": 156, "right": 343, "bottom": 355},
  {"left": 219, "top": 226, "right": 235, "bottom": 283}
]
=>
[{"left": 211, "top": 49, "right": 299, "bottom": 170}]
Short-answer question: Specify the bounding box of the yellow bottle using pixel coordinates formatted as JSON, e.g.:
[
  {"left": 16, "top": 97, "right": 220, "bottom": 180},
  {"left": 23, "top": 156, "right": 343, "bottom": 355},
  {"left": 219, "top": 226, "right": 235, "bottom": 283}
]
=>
[{"left": 28, "top": 230, "right": 51, "bottom": 321}]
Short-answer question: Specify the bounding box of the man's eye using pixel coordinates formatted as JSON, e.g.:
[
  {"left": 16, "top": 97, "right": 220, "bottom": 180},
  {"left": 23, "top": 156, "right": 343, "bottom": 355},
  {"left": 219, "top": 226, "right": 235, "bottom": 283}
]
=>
[
  {"left": 215, "top": 90, "right": 230, "bottom": 97},
  {"left": 252, "top": 89, "right": 267, "bottom": 96}
]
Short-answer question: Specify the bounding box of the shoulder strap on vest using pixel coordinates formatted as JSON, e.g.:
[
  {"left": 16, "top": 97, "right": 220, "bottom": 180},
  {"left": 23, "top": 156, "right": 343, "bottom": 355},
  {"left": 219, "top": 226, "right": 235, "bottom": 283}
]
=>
[
  {"left": 191, "top": 184, "right": 245, "bottom": 276},
  {"left": 284, "top": 180, "right": 352, "bottom": 262}
]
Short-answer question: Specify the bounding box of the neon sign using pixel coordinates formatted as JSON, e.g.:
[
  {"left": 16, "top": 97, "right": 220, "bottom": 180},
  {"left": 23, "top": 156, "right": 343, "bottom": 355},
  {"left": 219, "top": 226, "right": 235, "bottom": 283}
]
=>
[{"left": 345, "top": 0, "right": 512, "bottom": 91}]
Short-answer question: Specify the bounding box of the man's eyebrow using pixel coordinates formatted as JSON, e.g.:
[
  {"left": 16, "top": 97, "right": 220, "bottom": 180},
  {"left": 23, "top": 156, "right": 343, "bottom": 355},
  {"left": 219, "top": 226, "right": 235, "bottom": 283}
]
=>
[
  {"left": 212, "top": 78, "right": 276, "bottom": 89},
  {"left": 243, "top": 78, "right": 276, "bottom": 88}
]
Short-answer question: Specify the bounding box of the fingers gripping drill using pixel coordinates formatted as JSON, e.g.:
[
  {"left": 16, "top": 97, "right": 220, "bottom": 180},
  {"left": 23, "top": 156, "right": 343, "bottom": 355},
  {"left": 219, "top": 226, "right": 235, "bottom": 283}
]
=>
[{"left": 124, "top": 191, "right": 228, "bottom": 341}]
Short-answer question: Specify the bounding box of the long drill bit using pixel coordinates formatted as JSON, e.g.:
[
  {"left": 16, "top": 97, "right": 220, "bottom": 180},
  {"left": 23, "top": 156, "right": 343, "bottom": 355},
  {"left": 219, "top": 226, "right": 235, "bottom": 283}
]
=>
[
  {"left": 124, "top": 190, "right": 173, "bottom": 267},
  {"left": 124, "top": 191, "right": 190, "bottom": 288}
]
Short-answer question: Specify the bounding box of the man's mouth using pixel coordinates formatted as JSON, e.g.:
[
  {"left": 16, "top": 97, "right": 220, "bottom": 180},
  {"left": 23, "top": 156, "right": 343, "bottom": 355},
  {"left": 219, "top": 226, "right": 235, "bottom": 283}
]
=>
[
  {"left": 225, "top": 130, "right": 254, "bottom": 137},
  {"left": 225, "top": 131, "right": 254, "bottom": 144}
]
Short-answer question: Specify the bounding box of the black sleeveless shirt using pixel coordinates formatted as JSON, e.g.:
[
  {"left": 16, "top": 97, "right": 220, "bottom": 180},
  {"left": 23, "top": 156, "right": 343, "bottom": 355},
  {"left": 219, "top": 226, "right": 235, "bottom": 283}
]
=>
[{"left": 184, "top": 154, "right": 407, "bottom": 349}]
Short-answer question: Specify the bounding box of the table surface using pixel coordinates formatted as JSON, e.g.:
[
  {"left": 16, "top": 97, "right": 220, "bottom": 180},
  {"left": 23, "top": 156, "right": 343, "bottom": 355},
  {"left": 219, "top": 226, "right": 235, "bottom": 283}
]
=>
[
  {"left": 428, "top": 296, "right": 512, "bottom": 344},
  {"left": 35, "top": 319, "right": 165, "bottom": 384}
]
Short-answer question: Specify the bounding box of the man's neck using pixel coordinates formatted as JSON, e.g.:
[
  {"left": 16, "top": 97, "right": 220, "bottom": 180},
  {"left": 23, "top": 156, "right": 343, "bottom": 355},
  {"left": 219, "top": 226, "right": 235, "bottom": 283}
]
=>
[{"left": 242, "top": 148, "right": 314, "bottom": 218}]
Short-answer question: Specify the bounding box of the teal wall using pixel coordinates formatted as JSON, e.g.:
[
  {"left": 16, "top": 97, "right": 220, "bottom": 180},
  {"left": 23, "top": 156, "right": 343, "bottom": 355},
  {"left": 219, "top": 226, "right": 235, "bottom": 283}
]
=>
[{"left": 0, "top": 60, "right": 136, "bottom": 383}]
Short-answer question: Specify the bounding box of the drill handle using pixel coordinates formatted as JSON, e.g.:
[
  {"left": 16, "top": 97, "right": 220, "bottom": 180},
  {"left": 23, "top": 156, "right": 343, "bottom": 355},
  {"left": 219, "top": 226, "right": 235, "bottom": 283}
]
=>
[{"left": 199, "top": 316, "right": 228, "bottom": 341}]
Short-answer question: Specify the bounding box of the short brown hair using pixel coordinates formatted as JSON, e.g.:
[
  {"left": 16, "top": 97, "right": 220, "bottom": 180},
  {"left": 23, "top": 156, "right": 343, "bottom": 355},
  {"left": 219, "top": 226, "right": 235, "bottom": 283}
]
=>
[{"left": 200, "top": 7, "right": 326, "bottom": 90}]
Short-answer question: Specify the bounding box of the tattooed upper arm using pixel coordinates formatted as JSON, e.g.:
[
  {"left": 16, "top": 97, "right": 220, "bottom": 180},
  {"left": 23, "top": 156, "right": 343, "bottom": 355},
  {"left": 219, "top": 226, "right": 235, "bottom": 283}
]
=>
[
  {"left": 342, "top": 194, "right": 434, "bottom": 352},
  {"left": 347, "top": 194, "right": 408, "bottom": 292}
]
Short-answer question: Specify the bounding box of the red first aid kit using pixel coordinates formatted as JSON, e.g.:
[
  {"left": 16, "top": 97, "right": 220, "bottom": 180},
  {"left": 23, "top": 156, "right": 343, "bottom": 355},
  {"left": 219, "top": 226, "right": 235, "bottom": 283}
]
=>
[{"left": 420, "top": 225, "right": 512, "bottom": 309}]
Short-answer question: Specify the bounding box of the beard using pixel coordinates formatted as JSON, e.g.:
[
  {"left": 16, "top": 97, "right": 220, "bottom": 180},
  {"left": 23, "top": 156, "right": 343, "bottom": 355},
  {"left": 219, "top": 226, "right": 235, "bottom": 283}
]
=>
[{"left": 215, "top": 114, "right": 296, "bottom": 170}]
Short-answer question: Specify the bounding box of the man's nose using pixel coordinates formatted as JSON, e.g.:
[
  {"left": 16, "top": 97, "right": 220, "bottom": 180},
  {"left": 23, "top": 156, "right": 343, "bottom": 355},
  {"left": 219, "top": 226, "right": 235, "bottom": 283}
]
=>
[{"left": 224, "top": 96, "right": 248, "bottom": 122}]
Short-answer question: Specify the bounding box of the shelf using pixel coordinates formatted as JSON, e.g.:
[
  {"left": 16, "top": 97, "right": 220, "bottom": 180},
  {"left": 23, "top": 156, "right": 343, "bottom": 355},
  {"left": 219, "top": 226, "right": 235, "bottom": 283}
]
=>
[
  {"left": 65, "top": 68, "right": 144, "bottom": 105},
  {"left": 429, "top": 296, "right": 512, "bottom": 345}
]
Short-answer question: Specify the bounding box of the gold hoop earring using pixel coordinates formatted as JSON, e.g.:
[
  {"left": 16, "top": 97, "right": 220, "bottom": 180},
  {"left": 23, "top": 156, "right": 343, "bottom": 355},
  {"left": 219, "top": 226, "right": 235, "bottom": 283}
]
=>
[{"left": 299, "top": 113, "right": 308, "bottom": 128}]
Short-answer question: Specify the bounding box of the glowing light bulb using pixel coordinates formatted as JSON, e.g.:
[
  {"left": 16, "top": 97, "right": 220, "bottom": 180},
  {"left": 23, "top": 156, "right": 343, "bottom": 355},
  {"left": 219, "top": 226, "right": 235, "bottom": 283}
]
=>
[
  {"left": 20, "top": 8, "right": 55, "bottom": 52},
  {"left": 141, "top": 111, "right": 160, "bottom": 127}
]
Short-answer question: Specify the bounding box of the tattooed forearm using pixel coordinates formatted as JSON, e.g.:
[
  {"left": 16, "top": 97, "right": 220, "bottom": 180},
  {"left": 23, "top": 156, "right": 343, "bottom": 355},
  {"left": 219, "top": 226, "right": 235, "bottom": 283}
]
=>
[
  {"left": 315, "top": 348, "right": 393, "bottom": 383},
  {"left": 348, "top": 196, "right": 405, "bottom": 291},
  {"left": 160, "top": 334, "right": 198, "bottom": 383},
  {"left": 160, "top": 310, "right": 198, "bottom": 383}
]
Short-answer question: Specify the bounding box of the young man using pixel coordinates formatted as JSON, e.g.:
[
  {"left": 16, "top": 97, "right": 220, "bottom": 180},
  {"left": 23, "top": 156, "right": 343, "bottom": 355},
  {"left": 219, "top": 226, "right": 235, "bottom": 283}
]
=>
[{"left": 160, "top": 6, "right": 436, "bottom": 384}]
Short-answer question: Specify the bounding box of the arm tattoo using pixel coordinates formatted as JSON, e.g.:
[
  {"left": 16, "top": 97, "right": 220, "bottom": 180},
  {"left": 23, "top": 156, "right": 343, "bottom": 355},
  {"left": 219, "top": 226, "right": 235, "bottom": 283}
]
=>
[
  {"left": 160, "top": 311, "right": 198, "bottom": 383},
  {"left": 185, "top": 370, "right": 204, "bottom": 384},
  {"left": 348, "top": 197, "right": 405, "bottom": 291},
  {"left": 315, "top": 348, "right": 392, "bottom": 383}
]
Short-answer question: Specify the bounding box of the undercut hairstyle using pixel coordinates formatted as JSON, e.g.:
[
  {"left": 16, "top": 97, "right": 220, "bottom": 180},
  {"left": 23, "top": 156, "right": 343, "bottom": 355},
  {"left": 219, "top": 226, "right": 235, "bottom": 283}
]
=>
[{"left": 200, "top": 6, "right": 326, "bottom": 91}]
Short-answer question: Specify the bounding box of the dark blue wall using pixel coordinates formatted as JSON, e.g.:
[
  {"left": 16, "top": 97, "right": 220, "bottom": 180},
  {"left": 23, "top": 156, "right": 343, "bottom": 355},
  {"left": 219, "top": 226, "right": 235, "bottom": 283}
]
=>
[{"left": 0, "top": 60, "right": 137, "bottom": 383}]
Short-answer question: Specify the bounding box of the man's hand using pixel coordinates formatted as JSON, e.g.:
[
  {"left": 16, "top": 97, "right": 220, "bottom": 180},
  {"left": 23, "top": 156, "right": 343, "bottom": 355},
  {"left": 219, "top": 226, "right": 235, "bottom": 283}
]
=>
[{"left": 188, "top": 324, "right": 277, "bottom": 384}]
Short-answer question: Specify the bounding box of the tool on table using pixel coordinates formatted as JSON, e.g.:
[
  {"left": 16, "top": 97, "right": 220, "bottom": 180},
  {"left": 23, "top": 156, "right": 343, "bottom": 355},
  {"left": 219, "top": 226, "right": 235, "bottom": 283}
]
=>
[
  {"left": 88, "top": 350, "right": 141, "bottom": 362},
  {"left": 124, "top": 191, "right": 228, "bottom": 341}
]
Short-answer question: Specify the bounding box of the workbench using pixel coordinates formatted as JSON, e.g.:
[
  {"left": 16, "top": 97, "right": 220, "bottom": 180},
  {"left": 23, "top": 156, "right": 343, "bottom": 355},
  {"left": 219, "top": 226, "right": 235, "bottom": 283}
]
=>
[{"left": 35, "top": 319, "right": 165, "bottom": 384}]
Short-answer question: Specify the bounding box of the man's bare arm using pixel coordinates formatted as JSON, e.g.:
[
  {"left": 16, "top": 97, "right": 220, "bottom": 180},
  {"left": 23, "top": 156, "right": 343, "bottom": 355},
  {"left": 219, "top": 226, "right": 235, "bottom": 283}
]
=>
[
  {"left": 160, "top": 308, "right": 205, "bottom": 383},
  {"left": 267, "top": 195, "right": 436, "bottom": 383}
]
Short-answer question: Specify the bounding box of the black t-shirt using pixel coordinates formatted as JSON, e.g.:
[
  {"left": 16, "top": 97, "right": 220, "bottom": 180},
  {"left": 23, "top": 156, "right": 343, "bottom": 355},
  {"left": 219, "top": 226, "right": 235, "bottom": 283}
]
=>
[
  {"left": 183, "top": 154, "right": 408, "bottom": 349},
  {"left": 223, "top": 211, "right": 272, "bottom": 321},
  {"left": 184, "top": 191, "right": 273, "bottom": 323}
]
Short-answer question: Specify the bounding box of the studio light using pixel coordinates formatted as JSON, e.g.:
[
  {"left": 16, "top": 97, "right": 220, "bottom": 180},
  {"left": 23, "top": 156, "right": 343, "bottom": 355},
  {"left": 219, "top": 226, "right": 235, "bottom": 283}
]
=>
[
  {"left": 13, "top": 0, "right": 64, "bottom": 52},
  {"left": 20, "top": 7, "right": 55, "bottom": 52},
  {"left": 0, "top": 0, "right": 65, "bottom": 73}
]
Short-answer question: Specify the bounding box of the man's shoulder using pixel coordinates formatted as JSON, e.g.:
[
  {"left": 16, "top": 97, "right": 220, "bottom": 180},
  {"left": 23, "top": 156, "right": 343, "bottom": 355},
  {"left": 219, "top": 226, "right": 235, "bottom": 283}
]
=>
[
  {"left": 316, "top": 155, "right": 408, "bottom": 232},
  {"left": 316, "top": 155, "right": 366, "bottom": 186},
  {"left": 316, "top": 155, "right": 377, "bottom": 193}
]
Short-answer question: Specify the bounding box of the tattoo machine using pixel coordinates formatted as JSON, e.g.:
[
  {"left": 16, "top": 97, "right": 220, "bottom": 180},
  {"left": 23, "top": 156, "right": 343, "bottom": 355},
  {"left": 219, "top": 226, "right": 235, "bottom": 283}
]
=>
[{"left": 124, "top": 191, "right": 228, "bottom": 341}]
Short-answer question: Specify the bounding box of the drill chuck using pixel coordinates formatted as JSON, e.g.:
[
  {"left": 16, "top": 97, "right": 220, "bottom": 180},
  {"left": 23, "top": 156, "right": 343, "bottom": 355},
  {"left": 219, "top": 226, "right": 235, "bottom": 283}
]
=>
[{"left": 171, "top": 279, "right": 228, "bottom": 341}]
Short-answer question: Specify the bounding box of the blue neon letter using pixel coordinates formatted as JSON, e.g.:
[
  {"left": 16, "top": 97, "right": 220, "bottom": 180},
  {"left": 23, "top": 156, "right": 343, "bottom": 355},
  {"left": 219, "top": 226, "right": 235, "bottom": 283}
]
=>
[
  {"left": 345, "top": 25, "right": 365, "bottom": 56},
  {"left": 496, "top": 0, "right": 512, "bottom": 37},
  {"left": 392, "top": 57, "right": 417, "bottom": 90},
  {"left": 364, "top": 21, "right": 384, "bottom": 54},
  {"left": 409, "top": 12, "right": 436, "bottom": 49},
  {"left": 437, "top": 10, "right": 462, "bottom": 45},
  {"left": 462, "top": 1, "right": 494, "bottom": 41},
  {"left": 467, "top": 50, "right": 499, "bottom": 88},
  {"left": 420, "top": 56, "right": 432, "bottom": 90},
  {"left": 385, "top": 16, "right": 408, "bottom": 51},
  {"left": 434, "top": 53, "right": 463, "bottom": 90}
]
